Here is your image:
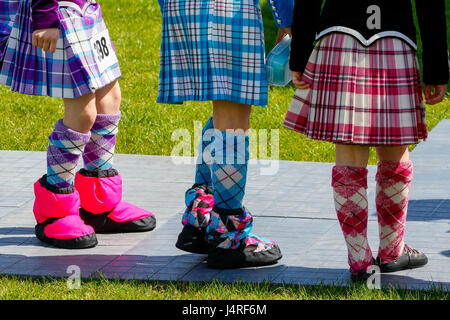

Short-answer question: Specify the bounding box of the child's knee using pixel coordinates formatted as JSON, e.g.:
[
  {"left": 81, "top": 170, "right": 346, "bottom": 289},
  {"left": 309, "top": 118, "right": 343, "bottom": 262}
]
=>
[
  {"left": 335, "top": 144, "right": 370, "bottom": 167},
  {"left": 63, "top": 93, "right": 98, "bottom": 133},
  {"left": 107, "top": 82, "right": 122, "bottom": 108},
  {"left": 212, "top": 101, "right": 251, "bottom": 131},
  {"left": 82, "top": 104, "right": 98, "bottom": 127},
  {"left": 71, "top": 103, "right": 97, "bottom": 132},
  {"left": 376, "top": 146, "right": 410, "bottom": 162},
  {"left": 96, "top": 81, "right": 122, "bottom": 114}
]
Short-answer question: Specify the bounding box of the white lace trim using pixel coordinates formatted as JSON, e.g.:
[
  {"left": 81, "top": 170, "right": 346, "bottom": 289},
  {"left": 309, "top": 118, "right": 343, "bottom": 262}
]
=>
[{"left": 316, "top": 26, "right": 417, "bottom": 50}]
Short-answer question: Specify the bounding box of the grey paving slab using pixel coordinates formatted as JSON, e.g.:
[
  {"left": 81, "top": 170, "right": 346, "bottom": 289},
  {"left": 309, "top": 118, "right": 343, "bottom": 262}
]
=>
[{"left": 0, "top": 120, "right": 449, "bottom": 291}]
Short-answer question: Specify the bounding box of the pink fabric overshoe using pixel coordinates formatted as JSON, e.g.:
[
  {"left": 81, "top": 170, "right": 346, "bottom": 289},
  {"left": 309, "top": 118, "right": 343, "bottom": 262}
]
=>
[
  {"left": 33, "top": 175, "right": 98, "bottom": 249},
  {"left": 75, "top": 169, "right": 156, "bottom": 233},
  {"left": 43, "top": 215, "right": 95, "bottom": 239},
  {"left": 108, "top": 201, "right": 152, "bottom": 223}
]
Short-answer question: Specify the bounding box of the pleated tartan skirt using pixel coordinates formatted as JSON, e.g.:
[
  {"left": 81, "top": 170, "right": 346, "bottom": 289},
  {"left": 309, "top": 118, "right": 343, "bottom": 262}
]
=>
[
  {"left": 284, "top": 33, "right": 427, "bottom": 146},
  {"left": 0, "top": 0, "right": 121, "bottom": 99},
  {"left": 158, "top": 0, "right": 268, "bottom": 107},
  {"left": 0, "top": 0, "right": 20, "bottom": 61}
]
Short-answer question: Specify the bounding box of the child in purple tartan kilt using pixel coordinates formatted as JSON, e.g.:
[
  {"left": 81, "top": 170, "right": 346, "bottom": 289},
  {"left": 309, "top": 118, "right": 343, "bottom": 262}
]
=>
[
  {"left": 0, "top": 0, "right": 156, "bottom": 249},
  {"left": 285, "top": 0, "right": 448, "bottom": 282}
]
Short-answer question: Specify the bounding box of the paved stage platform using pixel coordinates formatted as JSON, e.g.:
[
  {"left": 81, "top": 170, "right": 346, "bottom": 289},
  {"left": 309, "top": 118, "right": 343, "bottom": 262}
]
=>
[{"left": 0, "top": 120, "right": 449, "bottom": 291}]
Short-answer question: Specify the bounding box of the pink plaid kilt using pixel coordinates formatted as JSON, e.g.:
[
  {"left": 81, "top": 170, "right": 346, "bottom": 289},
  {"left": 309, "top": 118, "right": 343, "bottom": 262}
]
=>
[{"left": 283, "top": 33, "right": 427, "bottom": 146}]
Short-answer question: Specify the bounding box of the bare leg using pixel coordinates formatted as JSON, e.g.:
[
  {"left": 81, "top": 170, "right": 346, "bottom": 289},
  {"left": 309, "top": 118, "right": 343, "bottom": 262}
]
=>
[
  {"left": 376, "top": 145, "right": 409, "bottom": 162},
  {"left": 94, "top": 80, "right": 121, "bottom": 114},
  {"left": 63, "top": 93, "right": 97, "bottom": 133},
  {"left": 211, "top": 100, "right": 252, "bottom": 210},
  {"left": 212, "top": 100, "right": 251, "bottom": 131},
  {"left": 45, "top": 93, "right": 97, "bottom": 188},
  {"left": 335, "top": 144, "right": 370, "bottom": 168},
  {"left": 81, "top": 81, "right": 122, "bottom": 171}
]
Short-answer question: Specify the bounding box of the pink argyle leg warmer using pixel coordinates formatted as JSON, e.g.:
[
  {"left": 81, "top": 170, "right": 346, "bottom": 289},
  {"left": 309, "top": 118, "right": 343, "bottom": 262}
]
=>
[
  {"left": 74, "top": 169, "right": 156, "bottom": 233},
  {"left": 33, "top": 176, "right": 97, "bottom": 249},
  {"left": 376, "top": 161, "right": 413, "bottom": 260},
  {"left": 332, "top": 166, "right": 373, "bottom": 274}
]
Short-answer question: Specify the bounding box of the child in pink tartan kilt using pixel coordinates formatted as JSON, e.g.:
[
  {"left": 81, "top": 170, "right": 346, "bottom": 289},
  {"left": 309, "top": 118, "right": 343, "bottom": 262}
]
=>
[{"left": 284, "top": 0, "right": 448, "bottom": 282}]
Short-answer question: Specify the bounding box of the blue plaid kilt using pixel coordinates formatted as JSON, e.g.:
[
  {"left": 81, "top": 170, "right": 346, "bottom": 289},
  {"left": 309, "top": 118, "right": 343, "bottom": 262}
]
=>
[
  {"left": 0, "top": 0, "right": 20, "bottom": 61},
  {"left": 0, "top": 0, "right": 121, "bottom": 98},
  {"left": 158, "top": 0, "right": 268, "bottom": 107}
]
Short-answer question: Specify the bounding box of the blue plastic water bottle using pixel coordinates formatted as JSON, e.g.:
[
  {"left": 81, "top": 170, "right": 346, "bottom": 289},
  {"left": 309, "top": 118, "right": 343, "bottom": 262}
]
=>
[{"left": 265, "top": 34, "right": 291, "bottom": 87}]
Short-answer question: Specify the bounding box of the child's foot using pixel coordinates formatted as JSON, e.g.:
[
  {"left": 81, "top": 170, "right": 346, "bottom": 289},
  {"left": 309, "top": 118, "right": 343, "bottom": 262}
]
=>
[
  {"left": 350, "top": 270, "right": 371, "bottom": 283},
  {"left": 350, "top": 258, "right": 377, "bottom": 283},
  {"left": 206, "top": 207, "right": 282, "bottom": 269},
  {"left": 175, "top": 184, "right": 213, "bottom": 254},
  {"left": 376, "top": 244, "right": 428, "bottom": 273},
  {"left": 75, "top": 169, "right": 156, "bottom": 233},
  {"left": 34, "top": 175, "right": 98, "bottom": 249},
  {"left": 79, "top": 202, "right": 156, "bottom": 233}
]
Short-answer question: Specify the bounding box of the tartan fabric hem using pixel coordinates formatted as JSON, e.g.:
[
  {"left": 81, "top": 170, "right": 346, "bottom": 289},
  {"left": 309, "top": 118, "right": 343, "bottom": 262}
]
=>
[
  {"left": 283, "top": 33, "right": 427, "bottom": 146},
  {"left": 282, "top": 117, "right": 425, "bottom": 146},
  {"left": 0, "top": 0, "right": 121, "bottom": 98},
  {"left": 157, "top": 0, "right": 268, "bottom": 107},
  {"left": 0, "top": 0, "right": 20, "bottom": 61},
  {"left": 157, "top": 93, "right": 267, "bottom": 108}
]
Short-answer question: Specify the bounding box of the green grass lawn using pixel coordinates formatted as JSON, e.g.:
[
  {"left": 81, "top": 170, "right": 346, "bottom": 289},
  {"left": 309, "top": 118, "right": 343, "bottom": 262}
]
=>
[
  {"left": 0, "top": 0, "right": 449, "bottom": 300},
  {"left": 0, "top": 276, "right": 448, "bottom": 300}
]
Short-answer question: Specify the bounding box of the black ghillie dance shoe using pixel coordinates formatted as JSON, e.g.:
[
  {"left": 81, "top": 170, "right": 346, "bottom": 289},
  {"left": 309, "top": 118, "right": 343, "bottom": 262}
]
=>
[{"left": 376, "top": 245, "right": 428, "bottom": 273}]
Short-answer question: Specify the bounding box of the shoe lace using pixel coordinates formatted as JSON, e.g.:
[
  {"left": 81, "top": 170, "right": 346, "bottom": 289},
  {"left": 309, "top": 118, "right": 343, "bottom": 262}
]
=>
[{"left": 404, "top": 244, "right": 421, "bottom": 255}]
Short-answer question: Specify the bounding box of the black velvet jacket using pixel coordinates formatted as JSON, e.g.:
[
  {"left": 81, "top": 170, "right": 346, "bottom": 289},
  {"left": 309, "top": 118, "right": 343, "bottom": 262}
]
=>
[{"left": 290, "top": 0, "right": 449, "bottom": 85}]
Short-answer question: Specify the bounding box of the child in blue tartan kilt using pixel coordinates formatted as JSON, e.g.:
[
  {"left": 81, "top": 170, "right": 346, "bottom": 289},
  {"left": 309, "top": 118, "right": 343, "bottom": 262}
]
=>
[{"left": 158, "top": 0, "right": 294, "bottom": 269}]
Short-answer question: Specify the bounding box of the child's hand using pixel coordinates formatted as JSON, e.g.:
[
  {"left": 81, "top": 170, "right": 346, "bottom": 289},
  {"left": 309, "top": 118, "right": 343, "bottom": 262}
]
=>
[
  {"left": 424, "top": 84, "right": 447, "bottom": 105},
  {"left": 276, "top": 26, "right": 292, "bottom": 44},
  {"left": 292, "top": 71, "right": 310, "bottom": 89},
  {"left": 32, "top": 28, "right": 59, "bottom": 54}
]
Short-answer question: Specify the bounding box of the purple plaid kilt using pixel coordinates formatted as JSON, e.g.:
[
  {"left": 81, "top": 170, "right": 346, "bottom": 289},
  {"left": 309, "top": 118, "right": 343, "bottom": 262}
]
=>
[
  {"left": 284, "top": 33, "right": 427, "bottom": 146},
  {"left": 0, "top": 0, "right": 121, "bottom": 98},
  {"left": 0, "top": 0, "right": 20, "bottom": 60}
]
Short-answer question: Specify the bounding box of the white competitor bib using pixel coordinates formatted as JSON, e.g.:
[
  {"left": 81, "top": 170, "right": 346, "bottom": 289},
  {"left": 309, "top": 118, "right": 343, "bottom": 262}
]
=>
[{"left": 90, "top": 29, "right": 118, "bottom": 74}]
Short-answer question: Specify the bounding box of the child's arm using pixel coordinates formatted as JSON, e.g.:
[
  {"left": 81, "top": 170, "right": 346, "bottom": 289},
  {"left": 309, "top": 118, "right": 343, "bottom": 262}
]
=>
[
  {"left": 267, "top": 0, "right": 294, "bottom": 29},
  {"left": 268, "top": 0, "right": 294, "bottom": 44},
  {"left": 31, "top": 0, "right": 60, "bottom": 31},
  {"left": 31, "top": 0, "right": 60, "bottom": 53},
  {"left": 415, "top": 0, "right": 448, "bottom": 105},
  {"left": 157, "top": 0, "right": 164, "bottom": 15},
  {"left": 289, "top": 0, "right": 323, "bottom": 89}
]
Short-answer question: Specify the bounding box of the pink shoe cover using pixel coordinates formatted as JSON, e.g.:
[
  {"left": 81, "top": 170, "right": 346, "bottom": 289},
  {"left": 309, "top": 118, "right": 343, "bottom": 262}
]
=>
[
  {"left": 75, "top": 169, "right": 156, "bottom": 233},
  {"left": 33, "top": 176, "right": 97, "bottom": 249}
]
